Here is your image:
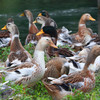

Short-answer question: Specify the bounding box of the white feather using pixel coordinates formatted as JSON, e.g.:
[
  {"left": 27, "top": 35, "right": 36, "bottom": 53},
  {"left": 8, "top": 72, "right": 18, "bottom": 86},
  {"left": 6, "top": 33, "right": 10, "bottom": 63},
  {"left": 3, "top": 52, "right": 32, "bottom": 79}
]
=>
[
  {"left": 88, "top": 56, "right": 100, "bottom": 72},
  {"left": 5, "top": 65, "right": 36, "bottom": 82}
]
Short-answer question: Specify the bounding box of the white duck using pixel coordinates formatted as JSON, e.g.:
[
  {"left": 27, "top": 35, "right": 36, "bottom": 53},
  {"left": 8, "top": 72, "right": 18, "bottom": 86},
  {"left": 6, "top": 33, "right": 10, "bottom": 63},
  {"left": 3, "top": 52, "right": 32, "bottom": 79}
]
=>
[{"left": 0, "top": 37, "right": 57, "bottom": 86}]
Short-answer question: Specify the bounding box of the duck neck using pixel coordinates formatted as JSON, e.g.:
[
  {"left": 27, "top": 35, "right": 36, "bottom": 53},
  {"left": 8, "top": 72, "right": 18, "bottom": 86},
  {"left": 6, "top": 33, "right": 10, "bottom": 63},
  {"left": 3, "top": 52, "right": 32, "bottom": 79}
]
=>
[
  {"left": 27, "top": 14, "right": 39, "bottom": 34},
  {"left": 33, "top": 50, "right": 45, "bottom": 70},
  {"left": 41, "top": 22, "right": 45, "bottom": 29},
  {"left": 78, "top": 18, "right": 87, "bottom": 36},
  {"left": 10, "top": 32, "right": 24, "bottom": 52},
  {"left": 33, "top": 42, "right": 46, "bottom": 70},
  {"left": 29, "top": 23, "right": 39, "bottom": 34},
  {"left": 78, "top": 18, "right": 86, "bottom": 29}
]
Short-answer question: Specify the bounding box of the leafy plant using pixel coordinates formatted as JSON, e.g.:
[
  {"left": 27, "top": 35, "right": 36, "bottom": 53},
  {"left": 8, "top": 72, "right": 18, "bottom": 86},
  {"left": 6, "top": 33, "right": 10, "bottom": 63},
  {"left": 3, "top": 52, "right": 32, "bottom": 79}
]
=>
[
  {"left": 0, "top": 47, "right": 10, "bottom": 62},
  {"left": 24, "top": 43, "right": 35, "bottom": 57},
  {"left": 58, "top": 44, "right": 74, "bottom": 51}
]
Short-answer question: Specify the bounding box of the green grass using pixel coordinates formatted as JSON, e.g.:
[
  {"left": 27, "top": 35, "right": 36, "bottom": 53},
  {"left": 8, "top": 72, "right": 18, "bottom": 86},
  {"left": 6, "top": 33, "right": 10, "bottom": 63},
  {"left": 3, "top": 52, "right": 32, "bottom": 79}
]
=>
[{"left": 0, "top": 44, "right": 100, "bottom": 100}]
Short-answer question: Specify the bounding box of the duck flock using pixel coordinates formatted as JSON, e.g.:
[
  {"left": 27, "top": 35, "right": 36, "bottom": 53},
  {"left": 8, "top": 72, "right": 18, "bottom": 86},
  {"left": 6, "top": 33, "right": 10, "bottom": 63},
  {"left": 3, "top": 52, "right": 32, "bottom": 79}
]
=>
[{"left": 0, "top": 10, "right": 100, "bottom": 100}]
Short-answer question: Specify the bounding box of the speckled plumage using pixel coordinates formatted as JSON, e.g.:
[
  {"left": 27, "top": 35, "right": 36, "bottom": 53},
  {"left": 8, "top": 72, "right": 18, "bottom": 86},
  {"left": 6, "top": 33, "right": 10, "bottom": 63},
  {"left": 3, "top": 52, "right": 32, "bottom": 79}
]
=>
[
  {"left": 43, "top": 45, "right": 100, "bottom": 99},
  {"left": 4, "top": 22, "right": 32, "bottom": 67},
  {"left": 1, "top": 37, "right": 57, "bottom": 86},
  {"left": 71, "top": 13, "right": 96, "bottom": 43}
]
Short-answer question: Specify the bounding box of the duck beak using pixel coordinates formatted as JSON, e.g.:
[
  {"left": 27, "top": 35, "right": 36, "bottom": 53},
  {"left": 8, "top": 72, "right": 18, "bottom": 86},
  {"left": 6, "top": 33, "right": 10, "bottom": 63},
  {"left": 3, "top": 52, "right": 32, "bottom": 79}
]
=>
[
  {"left": 36, "top": 29, "right": 44, "bottom": 36},
  {"left": 1, "top": 25, "right": 7, "bottom": 30},
  {"left": 50, "top": 40, "right": 58, "bottom": 48},
  {"left": 89, "top": 16, "right": 96, "bottom": 21},
  {"left": 33, "top": 20, "right": 37, "bottom": 24},
  {"left": 38, "top": 13, "right": 42, "bottom": 17},
  {"left": 20, "top": 13, "right": 25, "bottom": 16}
]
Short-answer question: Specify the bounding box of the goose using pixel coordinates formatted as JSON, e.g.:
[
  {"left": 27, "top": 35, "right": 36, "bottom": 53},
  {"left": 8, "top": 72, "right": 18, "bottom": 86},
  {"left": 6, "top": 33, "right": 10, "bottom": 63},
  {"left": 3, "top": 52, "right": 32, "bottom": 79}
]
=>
[
  {"left": 1, "top": 22, "right": 32, "bottom": 67},
  {"left": 43, "top": 45, "right": 100, "bottom": 100},
  {"left": 0, "top": 37, "right": 57, "bottom": 86},
  {"left": 20, "top": 10, "right": 40, "bottom": 45}
]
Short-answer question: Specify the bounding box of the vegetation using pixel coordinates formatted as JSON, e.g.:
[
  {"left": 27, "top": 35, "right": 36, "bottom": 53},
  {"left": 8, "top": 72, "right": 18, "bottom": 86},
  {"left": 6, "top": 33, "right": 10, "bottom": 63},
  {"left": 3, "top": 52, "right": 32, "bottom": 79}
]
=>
[{"left": 0, "top": 43, "right": 100, "bottom": 100}]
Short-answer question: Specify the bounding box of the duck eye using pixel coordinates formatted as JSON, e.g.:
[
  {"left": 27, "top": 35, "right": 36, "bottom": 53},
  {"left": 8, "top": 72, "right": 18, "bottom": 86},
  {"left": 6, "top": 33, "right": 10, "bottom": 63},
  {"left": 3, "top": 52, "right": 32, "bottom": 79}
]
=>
[
  {"left": 7, "top": 23, "right": 10, "bottom": 26},
  {"left": 37, "top": 17, "right": 40, "bottom": 20},
  {"left": 46, "top": 39, "right": 50, "bottom": 41}
]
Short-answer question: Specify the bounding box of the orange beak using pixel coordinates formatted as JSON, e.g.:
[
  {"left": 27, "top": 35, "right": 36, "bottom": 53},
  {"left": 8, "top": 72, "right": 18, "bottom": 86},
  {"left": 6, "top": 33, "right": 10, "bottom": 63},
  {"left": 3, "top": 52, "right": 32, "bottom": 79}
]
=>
[
  {"left": 38, "top": 13, "right": 42, "bottom": 17},
  {"left": 36, "top": 29, "right": 44, "bottom": 36},
  {"left": 20, "top": 13, "right": 25, "bottom": 16},
  {"left": 33, "top": 20, "right": 37, "bottom": 24},
  {"left": 1, "top": 25, "right": 7, "bottom": 30},
  {"left": 89, "top": 16, "right": 96, "bottom": 21},
  {"left": 50, "top": 40, "right": 58, "bottom": 48}
]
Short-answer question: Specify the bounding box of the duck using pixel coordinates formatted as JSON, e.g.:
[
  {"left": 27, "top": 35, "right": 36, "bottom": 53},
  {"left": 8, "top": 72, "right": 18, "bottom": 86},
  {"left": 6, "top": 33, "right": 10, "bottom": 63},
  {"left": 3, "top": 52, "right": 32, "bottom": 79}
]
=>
[
  {"left": 43, "top": 56, "right": 84, "bottom": 79},
  {"left": 0, "top": 37, "right": 57, "bottom": 86},
  {"left": 0, "top": 18, "right": 14, "bottom": 48},
  {"left": 36, "top": 10, "right": 57, "bottom": 28},
  {"left": 35, "top": 10, "right": 73, "bottom": 46},
  {"left": 34, "top": 10, "right": 57, "bottom": 29},
  {"left": 34, "top": 16, "right": 72, "bottom": 46},
  {"left": 36, "top": 26, "right": 58, "bottom": 57},
  {"left": 43, "top": 47, "right": 89, "bottom": 79},
  {"left": 1, "top": 22, "right": 32, "bottom": 67},
  {"left": 43, "top": 45, "right": 100, "bottom": 100},
  {"left": 36, "top": 26, "right": 58, "bottom": 43},
  {"left": 33, "top": 16, "right": 57, "bottom": 29},
  {"left": 36, "top": 26, "right": 74, "bottom": 57},
  {"left": 20, "top": 10, "right": 40, "bottom": 45},
  {"left": 72, "top": 13, "right": 96, "bottom": 43},
  {"left": 43, "top": 57, "right": 69, "bottom": 79}
]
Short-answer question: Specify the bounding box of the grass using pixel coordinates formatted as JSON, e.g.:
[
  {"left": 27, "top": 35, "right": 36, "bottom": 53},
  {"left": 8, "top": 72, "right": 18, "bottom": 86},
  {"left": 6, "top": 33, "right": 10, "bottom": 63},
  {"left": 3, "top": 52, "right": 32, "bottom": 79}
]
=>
[{"left": 0, "top": 43, "right": 100, "bottom": 100}]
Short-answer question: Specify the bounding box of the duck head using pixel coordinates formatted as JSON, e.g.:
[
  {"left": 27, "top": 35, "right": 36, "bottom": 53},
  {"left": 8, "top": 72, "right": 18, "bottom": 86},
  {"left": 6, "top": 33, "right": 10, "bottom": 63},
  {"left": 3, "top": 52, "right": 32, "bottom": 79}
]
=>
[
  {"left": 80, "top": 13, "right": 96, "bottom": 24},
  {"left": 38, "top": 10, "right": 50, "bottom": 18},
  {"left": 1, "top": 18, "right": 14, "bottom": 31},
  {"left": 36, "top": 26, "right": 58, "bottom": 44},
  {"left": 35, "top": 37, "right": 57, "bottom": 51},
  {"left": 2, "top": 23, "right": 19, "bottom": 36},
  {"left": 33, "top": 16, "right": 47, "bottom": 26},
  {"left": 37, "top": 26, "right": 57, "bottom": 38},
  {"left": 20, "top": 10, "right": 33, "bottom": 23}
]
